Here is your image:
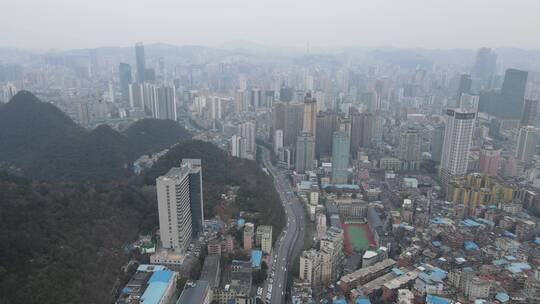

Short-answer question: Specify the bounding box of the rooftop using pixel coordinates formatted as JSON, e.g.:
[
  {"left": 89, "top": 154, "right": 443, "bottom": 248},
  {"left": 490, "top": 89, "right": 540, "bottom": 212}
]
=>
[
  {"left": 251, "top": 250, "right": 263, "bottom": 268},
  {"left": 141, "top": 270, "right": 175, "bottom": 304}
]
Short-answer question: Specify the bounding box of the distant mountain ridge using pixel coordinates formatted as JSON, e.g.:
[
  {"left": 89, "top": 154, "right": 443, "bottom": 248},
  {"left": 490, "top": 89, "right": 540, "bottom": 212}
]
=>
[{"left": 0, "top": 91, "right": 191, "bottom": 182}]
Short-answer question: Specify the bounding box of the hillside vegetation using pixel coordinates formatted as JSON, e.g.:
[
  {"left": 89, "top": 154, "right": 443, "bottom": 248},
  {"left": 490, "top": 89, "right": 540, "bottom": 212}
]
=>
[
  {"left": 140, "top": 140, "right": 286, "bottom": 239},
  {"left": 0, "top": 91, "right": 191, "bottom": 182}
]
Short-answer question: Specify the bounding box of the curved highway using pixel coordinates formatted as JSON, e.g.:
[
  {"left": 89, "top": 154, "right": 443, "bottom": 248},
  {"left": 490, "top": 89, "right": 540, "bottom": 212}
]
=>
[{"left": 261, "top": 147, "right": 306, "bottom": 304}]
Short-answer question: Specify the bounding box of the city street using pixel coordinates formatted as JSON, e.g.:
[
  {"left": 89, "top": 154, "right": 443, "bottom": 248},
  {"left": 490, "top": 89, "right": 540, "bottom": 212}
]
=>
[{"left": 260, "top": 147, "right": 306, "bottom": 304}]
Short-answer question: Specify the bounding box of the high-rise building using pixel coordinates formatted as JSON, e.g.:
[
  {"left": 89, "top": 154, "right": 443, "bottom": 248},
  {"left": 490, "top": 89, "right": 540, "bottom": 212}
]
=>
[
  {"left": 331, "top": 131, "right": 350, "bottom": 184},
  {"left": 350, "top": 110, "right": 374, "bottom": 156},
  {"left": 238, "top": 121, "right": 256, "bottom": 160},
  {"left": 156, "top": 159, "right": 204, "bottom": 252},
  {"left": 272, "top": 101, "right": 286, "bottom": 138},
  {"left": 521, "top": 99, "right": 539, "bottom": 127},
  {"left": 315, "top": 111, "right": 338, "bottom": 158},
  {"left": 478, "top": 90, "right": 499, "bottom": 115},
  {"left": 316, "top": 213, "right": 327, "bottom": 241},
  {"left": 231, "top": 135, "right": 247, "bottom": 159},
  {"left": 137, "top": 83, "right": 177, "bottom": 120},
  {"left": 472, "top": 48, "right": 497, "bottom": 82},
  {"left": 320, "top": 227, "right": 344, "bottom": 284},
  {"left": 274, "top": 129, "right": 283, "bottom": 155},
  {"left": 250, "top": 88, "right": 263, "bottom": 109},
  {"left": 235, "top": 90, "right": 248, "bottom": 113},
  {"left": 279, "top": 83, "right": 294, "bottom": 102},
  {"left": 2, "top": 82, "right": 18, "bottom": 103},
  {"left": 78, "top": 102, "right": 91, "bottom": 126},
  {"left": 300, "top": 249, "right": 322, "bottom": 288},
  {"left": 459, "top": 93, "right": 479, "bottom": 112},
  {"left": 295, "top": 132, "right": 315, "bottom": 173},
  {"left": 119, "top": 63, "right": 132, "bottom": 103},
  {"left": 398, "top": 127, "right": 422, "bottom": 171},
  {"left": 303, "top": 93, "right": 317, "bottom": 135},
  {"left": 440, "top": 109, "right": 476, "bottom": 182},
  {"left": 256, "top": 225, "right": 272, "bottom": 254},
  {"left": 128, "top": 83, "right": 143, "bottom": 108},
  {"left": 492, "top": 69, "right": 528, "bottom": 120},
  {"left": 135, "top": 42, "right": 146, "bottom": 83},
  {"left": 155, "top": 85, "right": 177, "bottom": 120},
  {"left": 142, "top": 83, "right": 157, "bottom": 116},
  {"left": 516, "top": 126, "right": 538, "bottom": 162},
  {"left": 456, "top": 74, "right": 472, "bottom": 105},
  {"left": 284, "top": 103, "right": 305, "bottom": 147},
  {"left": 430, "top": 124, "right": 445, "bottom": 163},
  {"left": 479, "top": 146, "right": 501, "bottom": 176},
  {"left": 210, "top": 96, "right": 222, "bottom": 121},
  {"left": 182, "top": 159, "right": 204, "bottom": 237},
  {"left": 264, "top": 90, "right": 275, "bottom": 108}
]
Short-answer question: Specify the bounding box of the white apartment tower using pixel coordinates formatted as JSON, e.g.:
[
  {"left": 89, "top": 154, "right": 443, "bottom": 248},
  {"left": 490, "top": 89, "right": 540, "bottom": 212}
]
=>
[
  {"left": 299, "top": 249, "right": 321, "bottom": 287},
  {"left": 274, "top": 129, "right": 284, "bottom": 155},
  {"left": 440, "top": 108, "right": 476, "bottom": 181},
  {"left": 238, "top": 121, "right": 256, "bottom": 160},
  {"left": 516, "top": 125, "right": 538, "bottom": 162},
  {"left": 231, "top": 135, "right": 248, "bottom": 159},
  {"left": 156, "top": 160, "right": 203, "bottom": 253}
]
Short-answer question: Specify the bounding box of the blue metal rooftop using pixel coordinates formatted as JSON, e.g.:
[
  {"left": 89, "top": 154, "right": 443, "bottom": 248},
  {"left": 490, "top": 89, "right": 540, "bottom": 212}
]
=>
[{"left": 141, "top": 270, "right": 175, "bottom": 304}]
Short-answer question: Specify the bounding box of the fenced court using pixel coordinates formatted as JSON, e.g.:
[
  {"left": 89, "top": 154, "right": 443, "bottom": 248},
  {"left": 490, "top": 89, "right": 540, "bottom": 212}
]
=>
[{"left": 342, "top": 220, "right": 377, "bottom": 254}]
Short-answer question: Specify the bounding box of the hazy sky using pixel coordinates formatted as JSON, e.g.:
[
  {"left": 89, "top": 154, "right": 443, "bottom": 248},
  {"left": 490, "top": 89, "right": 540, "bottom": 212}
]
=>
[{"left": 3, "top": 0, "right": 539, "bottom": 50}]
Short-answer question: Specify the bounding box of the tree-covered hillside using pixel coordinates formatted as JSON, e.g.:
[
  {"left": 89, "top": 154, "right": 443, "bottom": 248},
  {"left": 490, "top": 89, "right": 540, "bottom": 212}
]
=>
[
  {"left": 0, "top": 91, "right": 191, "bottom": 182},
  {"left": 0, "top": 174, "right": 157, "bottom": 304},
  {"left": 140, "top": 140, "right": 286, "bottom": 238}
]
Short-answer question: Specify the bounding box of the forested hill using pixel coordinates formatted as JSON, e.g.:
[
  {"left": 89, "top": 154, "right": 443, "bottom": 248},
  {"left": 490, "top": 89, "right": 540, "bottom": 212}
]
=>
[
  {"left": 0, "top": 91, "right": 191, "bottom": 182},
  {"left": 140, "top": 140, "right": 286, "bottom": 239},
  {"left": 0, "top": 173, "right": 158, "bottom": 304}
]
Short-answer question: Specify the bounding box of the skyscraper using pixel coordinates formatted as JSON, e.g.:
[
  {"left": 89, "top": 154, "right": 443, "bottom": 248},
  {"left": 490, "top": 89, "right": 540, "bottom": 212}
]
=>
[
  {"left": 398, "top": 127, "right": 422, "bottom": 171},
  {"left": 279, "top": 82, "right": 294, "bottom": 102},
  {"left": 493, "top": 69, "right": 528, "bottom": 120},
  {"left": 2, "top": 82, "right": 18, "bottom": 103},
  {"left": 430, "top": 124, "right": 445, "bottom": 163},
  {"left": 235, "top": 90, "right": 248, "bottom": 113},
  {"left": 135, "top": 42, "right": 146, "bottom": 83},
  {"left": 78, "top": 102, "right": 90, "bottom": 126},
  {"left": 128, "top": 83, "right": 143, "bottom": 108},
  {"left": 472, "top": 47, "right": 497, "bottom": 82},
  {"left": 284, "top": 103, "right": 305, "bottom": 147},
  {"left": 303, "top": 93, "right": 317, "bottom": 135},
  {"left": 231, "top": 135, "right": 248, "bottom": 159},
  {"left": 155, "top": 85, "right": 177, "bottom": 120},
  {"left": 440, "top": 109, "right": 476, "bottom": 182},
  {"left": 210, "top": 96, "right": 222, "bottom": 121},
  {"left": 459, "top": 93, "right": 480, "bottom": 112},
  {"left": 274, "top": 129, "right": 283, "bottom": 155},
  {"left": 350, "top": 110, "right": 373, "bottom": 157},
  {"left": 250, "top": 88, "right": 262, "bottom": 109},
  {"left": 295, "top": 132, "right": 315, "bottom": 173},
  {"left": 521, "top": 99, "right": 539, "bottom": 127},
  {"left": 516, "top": 126, "right": 538, "bottom": 162},
  {"left": 331, "top": 131, "right": 350, "bottom": 184},
  {"left": 182, "top": 159, "right": 204, "bottom": 237},
  {"left": 315, "top": 111, "right": 338, "bottom": 158},
  {"left": 238, "top": 121, "right": 256, "bottom": 160},
  {"left": 156, "top": 159, "right": 204, "bottom": 252},
  {"left": 456, "top": 74, "right": 472, "bottom": 105},
  {"left": 119, "top": 63, "right": 132, "bottom": 103}
]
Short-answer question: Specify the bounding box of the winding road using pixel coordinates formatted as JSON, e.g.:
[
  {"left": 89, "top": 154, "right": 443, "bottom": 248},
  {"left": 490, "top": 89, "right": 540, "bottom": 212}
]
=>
[{"left": 260, "top": 147, "right": 306, "bottom": 304}]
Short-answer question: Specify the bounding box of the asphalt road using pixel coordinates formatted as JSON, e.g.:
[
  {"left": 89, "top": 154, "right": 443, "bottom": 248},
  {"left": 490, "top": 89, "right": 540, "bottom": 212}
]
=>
[{"left": 261, "top": 147, "right": 306, "bottom": 304}]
